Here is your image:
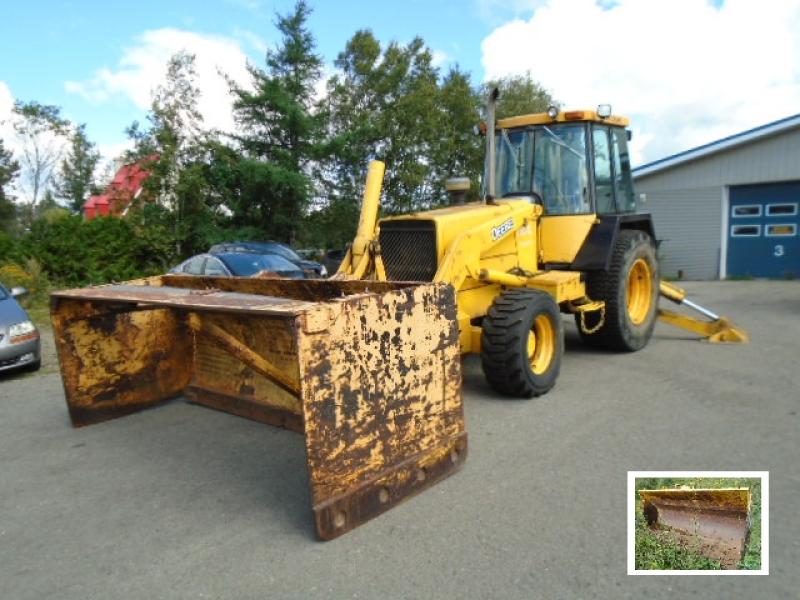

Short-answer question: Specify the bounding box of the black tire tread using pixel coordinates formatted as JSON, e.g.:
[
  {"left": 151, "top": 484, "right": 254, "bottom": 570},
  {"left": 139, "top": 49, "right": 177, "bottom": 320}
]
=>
[
  {"left": 577, "top": 229, "right": 657, "bottom": 351},
  {"left": 481, "top": 288, "right": 563, "bottom": 398}
]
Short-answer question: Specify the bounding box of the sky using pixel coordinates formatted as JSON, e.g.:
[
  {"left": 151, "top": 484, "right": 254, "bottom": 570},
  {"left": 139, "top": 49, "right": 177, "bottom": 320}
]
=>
[{"left": 1, "top": 0, "right": 799, "bottom": 169}]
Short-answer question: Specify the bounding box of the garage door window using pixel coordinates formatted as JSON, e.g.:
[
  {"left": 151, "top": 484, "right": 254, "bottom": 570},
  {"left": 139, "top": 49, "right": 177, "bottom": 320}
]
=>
[
  {"left": 765, "top": 224, "right": 796, "bottom": 237},
  {"left": 766, "top": 203, "right": 797, "bottom": 216},
  {"left": 731, "top": 224, "right": 761, "bottom": 237},
  {"left": 732, "top": 205, "right": 761, "bottom": 217}
]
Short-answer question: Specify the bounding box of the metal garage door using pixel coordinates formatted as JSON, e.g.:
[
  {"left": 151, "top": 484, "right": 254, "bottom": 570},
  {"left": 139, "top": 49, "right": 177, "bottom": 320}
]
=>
[{"left": 728, "top": 181, "right": 799, "bottom": 278}]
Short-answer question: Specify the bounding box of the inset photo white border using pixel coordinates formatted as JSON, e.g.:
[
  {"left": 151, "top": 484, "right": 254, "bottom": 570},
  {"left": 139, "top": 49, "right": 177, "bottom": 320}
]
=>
[{"left": 627, "top": 471, "right": 769, "bottom": 575}]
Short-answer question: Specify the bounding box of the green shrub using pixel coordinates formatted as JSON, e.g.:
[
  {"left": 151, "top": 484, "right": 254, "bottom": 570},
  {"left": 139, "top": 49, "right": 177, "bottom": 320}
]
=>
[{"left": 17, "top": 215, "right": 177, "bottom": 287}]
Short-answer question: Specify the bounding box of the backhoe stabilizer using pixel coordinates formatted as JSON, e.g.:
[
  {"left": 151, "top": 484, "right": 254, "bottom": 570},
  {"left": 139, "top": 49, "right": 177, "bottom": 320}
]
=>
[{"left": 658, "top": 281, "right": 749, "bottom": 343}]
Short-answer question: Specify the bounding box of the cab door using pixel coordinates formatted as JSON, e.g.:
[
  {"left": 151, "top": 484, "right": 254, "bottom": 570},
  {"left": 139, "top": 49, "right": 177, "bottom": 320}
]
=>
[
  {"left": 538, "top": 123, "right": 596, "bottom": 264},
  {"left": 592, "top": 124, "right": 636, "bottom": 215}
]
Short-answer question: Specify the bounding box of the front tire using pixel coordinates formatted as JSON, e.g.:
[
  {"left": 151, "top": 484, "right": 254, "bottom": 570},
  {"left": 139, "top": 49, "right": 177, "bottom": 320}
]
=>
[
  {"left": 481, "top": 289, "right": 564, "bottom": 398},
  {"left": 576, "top": 229, "right": 658, "bottom": 351}
]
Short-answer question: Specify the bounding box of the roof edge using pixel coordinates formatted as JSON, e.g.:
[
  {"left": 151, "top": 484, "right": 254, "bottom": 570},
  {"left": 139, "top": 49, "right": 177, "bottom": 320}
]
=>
[{"left": 633, "top": 113, "right": 800, "bottom": 178}]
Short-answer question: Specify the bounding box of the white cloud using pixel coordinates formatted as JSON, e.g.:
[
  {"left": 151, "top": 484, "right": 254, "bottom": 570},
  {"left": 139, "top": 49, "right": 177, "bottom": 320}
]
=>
[
  {"left": 0, "top": 81, "right": 15, "bottom": 144},
  {"left": 475, "top": 0, "right": 546, "bottom": 23},
  {"left": 233, "top": 28, "right": 269, "bottom": 56},
  {"left": 65, "top": 28, "right": 255, "bottom": 135},
  {"left": 481, "top": 0, "right": 800, "bottom": 164},
  {"left": 431, "top": 49, "right": 452, "bottom": 69}
]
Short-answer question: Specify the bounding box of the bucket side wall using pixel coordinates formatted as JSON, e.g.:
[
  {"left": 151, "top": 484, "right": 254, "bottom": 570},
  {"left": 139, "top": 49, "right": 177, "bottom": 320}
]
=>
[{"left": 51, "top": 298, "right": 193, "bottom": 426}]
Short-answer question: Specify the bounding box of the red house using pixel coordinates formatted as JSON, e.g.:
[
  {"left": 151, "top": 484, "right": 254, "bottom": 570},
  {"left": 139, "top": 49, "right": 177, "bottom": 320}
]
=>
[{"left": 84, "top": 156, "right": 157, "bottom": 220}]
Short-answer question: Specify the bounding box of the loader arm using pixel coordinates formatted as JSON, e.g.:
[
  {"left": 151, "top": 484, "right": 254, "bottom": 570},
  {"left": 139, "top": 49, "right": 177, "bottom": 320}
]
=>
[
  {"left": 334, "top": 161, "right": 385, "bottom": 280},
  {"left": 434, "top": 202, "right": 540, "bottom": 290}
]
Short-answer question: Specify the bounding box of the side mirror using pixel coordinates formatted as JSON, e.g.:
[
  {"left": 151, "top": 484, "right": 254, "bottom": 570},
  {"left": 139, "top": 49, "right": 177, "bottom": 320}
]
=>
[{"left": 10, "top": 286, "right": 28, "bottom": 298}]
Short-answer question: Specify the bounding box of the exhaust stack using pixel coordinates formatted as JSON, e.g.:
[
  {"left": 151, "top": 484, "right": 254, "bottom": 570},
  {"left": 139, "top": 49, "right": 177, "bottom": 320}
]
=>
[{"left": 485, "top": 87, "right": 499, "bottom": 201}]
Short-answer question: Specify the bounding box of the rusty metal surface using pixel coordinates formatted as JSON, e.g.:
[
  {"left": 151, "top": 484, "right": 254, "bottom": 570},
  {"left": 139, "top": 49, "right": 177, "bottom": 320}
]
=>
[
  {"left": 298, "top": 283, "right": 465, "bottom": 538},
  {"left": 50, "top": 277, "right": 465, "bottom": 539},
  {"left": 52, "top": 283, "right": 320, "bottom": 316},
  {"left": 640, "top": 488, "right": 751, "bottom": 568},
  {"left": 51, "top": 298, "right": 192, "bottom": 426}
]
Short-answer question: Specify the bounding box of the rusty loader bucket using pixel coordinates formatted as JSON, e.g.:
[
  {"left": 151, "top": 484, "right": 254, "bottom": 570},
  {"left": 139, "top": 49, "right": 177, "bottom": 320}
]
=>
[
  {"left": 639, "top": 488, "right": 751, "bottom": 568},
  {"left": 51, "top": 275, "right": 466, "bottom": 539}
]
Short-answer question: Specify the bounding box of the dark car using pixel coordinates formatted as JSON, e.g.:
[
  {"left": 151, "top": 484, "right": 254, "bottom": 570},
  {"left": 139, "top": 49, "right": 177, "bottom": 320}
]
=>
[
  {"left": 209, "top": 241, "right": 327, "bottom": 278},
  {"left": 321, "top": 249, "right": 345, "bottom": 275},
  {"left": 0, "top": 284, "right": 41, "bottom": 374},
  {"left": 170, "top": 252, "right": 306, "bottom": 279}
]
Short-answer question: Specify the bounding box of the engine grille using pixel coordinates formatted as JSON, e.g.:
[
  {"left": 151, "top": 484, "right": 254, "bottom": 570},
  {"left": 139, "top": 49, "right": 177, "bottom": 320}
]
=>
[{"left": 379, "top": 220, "right": 438, "bottom": 281}]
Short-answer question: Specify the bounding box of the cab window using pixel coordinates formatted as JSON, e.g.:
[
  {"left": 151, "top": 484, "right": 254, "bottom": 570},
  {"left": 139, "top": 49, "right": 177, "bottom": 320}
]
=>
[
  {"left": 533, "top": 124, "right": 591, "bottom": 215},
  {"left": 592, "top": 126, "right": 615, "bottom": 214},
  {"left": 610, "top": 127, "right": 636, "bottom": 212}
]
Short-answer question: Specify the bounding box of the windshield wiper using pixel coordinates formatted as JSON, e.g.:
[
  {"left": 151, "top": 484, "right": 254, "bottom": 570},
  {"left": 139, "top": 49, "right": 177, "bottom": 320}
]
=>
[{"left": 541, "top": 125, "right": 584, "bottom": 159}]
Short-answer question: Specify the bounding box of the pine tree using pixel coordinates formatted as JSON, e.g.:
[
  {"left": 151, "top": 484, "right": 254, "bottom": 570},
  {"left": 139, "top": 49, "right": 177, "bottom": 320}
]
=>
[
  {"left": 55, "top": 124, "right": 100, "bottom": 213},
  {"left": 229, "top": 0, "right": 326, "bottom": 243},
  {"left": 0, "top": 138, "right": 20, "bottom": 232}
]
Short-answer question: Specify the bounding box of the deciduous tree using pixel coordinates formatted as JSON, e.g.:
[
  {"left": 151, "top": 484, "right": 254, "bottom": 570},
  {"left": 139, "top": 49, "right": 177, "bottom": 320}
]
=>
[{"left": 12, "top": 101, "right": 69, "bottom": 216}]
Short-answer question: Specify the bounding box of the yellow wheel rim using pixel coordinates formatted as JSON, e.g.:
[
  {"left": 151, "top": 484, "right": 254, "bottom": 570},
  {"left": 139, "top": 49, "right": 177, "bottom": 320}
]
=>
[
  {"left": 527, "top": 314, "right": 556, "bottom": 375},
  {"left": 626, "top": 258, "right": 652, "bottom": 325}
]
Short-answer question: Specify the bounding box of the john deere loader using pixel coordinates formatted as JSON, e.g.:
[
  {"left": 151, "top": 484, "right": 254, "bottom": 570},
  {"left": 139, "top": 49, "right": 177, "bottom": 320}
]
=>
[
  {"left": 335, "top": 92, "right": 747, "bottom": 397},
  {"left": 51, "top": 90, "right": 745, "bottom": 539}
]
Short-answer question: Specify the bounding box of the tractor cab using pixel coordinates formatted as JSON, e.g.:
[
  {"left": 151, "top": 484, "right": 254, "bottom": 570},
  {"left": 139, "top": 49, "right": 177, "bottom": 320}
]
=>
[
  {"left": 492, "top": 108, "right": 636, "bottom": 216},
  {"left": 486, "top": 105, "right": 648, "bottom": 267}
]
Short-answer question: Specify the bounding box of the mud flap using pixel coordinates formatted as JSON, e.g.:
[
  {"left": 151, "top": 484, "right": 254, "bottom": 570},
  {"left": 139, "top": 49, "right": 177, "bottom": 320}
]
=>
[
  {"left": 51, "top": 276, "right": 466, "bottom": 539},
  {"left": 639, "top": 488, "right": 751, "bottom": 568}
]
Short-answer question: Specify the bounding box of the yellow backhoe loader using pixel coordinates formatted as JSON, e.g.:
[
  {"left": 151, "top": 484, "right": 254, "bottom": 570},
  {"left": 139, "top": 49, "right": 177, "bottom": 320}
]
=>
[
  {"left": 335, "top": 92, "right": 747, "bottom": 397},
  {"left": 51, "top": 90, "right": 746, "bottom": 539}
]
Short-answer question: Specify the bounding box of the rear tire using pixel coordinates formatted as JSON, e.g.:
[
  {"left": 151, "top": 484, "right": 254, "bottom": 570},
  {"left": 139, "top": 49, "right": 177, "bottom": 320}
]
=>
[
  {"left": 576, "top": 229, "right": 658, "bottom": 351},
  {"left": 481, "top": 288, "right": 563, "bottom": 398}
]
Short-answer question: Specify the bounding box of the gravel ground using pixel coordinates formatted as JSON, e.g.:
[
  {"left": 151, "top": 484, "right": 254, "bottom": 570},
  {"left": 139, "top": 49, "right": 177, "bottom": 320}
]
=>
[{"left": 0, "top": 281, "right": 797, "bottom": 599}]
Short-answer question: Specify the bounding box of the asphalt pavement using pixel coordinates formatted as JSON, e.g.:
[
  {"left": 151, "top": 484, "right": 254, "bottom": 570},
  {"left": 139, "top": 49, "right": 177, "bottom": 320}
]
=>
[{"left": 1, "top": 281, "right": 798, "bottom": 599}]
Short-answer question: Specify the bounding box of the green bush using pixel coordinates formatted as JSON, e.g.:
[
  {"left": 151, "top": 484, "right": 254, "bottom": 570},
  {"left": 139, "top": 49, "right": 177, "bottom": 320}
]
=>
[
  {"left": 0, "top": 231, "right": 18, "bottom": 262},
  {"left": 16, "top": 215, "right": 177, "bottom": 287}
]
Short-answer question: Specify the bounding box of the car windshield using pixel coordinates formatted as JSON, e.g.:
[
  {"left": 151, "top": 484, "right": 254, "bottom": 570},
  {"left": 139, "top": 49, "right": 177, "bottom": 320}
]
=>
[
  {"left": 494, "top": 123, "right": 591, "bottom": 215},
  {"left": 0, "top": 285, "right": 7, "bottom": 300},
  {"left": 264, "top": 244, "right": 301, "bottom": 261},
  {"left": 218, "top": 253, "right": 298, "bottom": 276},
  {"left": 213, "top": 242, "right": 301, "bottom": 262}
]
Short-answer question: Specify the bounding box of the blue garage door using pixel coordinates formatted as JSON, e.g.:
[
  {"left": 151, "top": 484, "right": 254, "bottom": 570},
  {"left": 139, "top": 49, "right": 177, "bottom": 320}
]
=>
[{"left": 728, "top": 181, "right": 799, "bottom": 278}]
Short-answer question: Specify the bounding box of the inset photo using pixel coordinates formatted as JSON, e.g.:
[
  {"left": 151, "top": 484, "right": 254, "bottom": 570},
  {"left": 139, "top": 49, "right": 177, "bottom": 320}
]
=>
[{"left": 627, "top": 472, "right": 769, "bottom": 575}]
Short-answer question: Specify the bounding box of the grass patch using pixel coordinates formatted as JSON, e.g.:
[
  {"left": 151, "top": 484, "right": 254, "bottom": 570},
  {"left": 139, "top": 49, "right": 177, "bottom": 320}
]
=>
[
  {"left": 24, "top": 297, "right": 52, "bottom": 330},
  {"left": 634, "top": 477, "right": 762, "bottom": 571}
]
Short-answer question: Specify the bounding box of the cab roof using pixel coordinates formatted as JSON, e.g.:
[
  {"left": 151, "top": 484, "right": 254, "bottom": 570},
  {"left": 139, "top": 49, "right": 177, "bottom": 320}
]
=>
[{"left": 497, "top": 109, "right": 629, "bottom": 129}]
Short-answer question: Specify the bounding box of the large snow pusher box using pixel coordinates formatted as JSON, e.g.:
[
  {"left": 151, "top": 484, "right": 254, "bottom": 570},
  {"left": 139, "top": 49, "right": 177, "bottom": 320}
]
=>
[{"left": 50, "top": 275, "right": 466, "bottom": 539}]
